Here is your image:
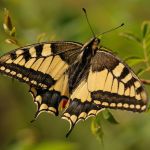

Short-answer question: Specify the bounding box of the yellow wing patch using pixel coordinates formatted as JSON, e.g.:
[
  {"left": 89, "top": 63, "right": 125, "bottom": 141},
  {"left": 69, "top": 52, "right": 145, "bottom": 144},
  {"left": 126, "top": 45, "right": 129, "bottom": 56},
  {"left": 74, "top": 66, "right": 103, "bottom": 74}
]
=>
[{"left": 71, "top": 80, "right": 91, "bottom": 102}]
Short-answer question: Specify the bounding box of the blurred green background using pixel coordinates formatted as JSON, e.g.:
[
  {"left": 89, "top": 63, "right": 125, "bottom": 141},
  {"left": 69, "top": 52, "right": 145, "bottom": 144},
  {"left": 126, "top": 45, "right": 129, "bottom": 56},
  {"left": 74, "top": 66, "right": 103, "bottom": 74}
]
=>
[{"left": 0, "top": 0, "right": 150, "bottom": 150}]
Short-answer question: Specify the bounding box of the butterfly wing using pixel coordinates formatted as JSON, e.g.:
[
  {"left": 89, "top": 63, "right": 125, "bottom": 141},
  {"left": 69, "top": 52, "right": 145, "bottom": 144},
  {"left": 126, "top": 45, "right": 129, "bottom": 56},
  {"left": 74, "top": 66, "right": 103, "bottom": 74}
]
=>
[
  {"left": 62, "top": 47, "right": 148, "bottom": 137},
  {"left": 62, "top": 78, "right": 102, "bottom": 137},
  {"left": 0, "top": 41, "right": 82, "bottom": 88},
  {"left": 89, "top": 48, "right": 148, "bottom": 111},
  {"left": 29, "top": 73, "right": 69, "bottom": 118},
  {"left": 0, "top": 41, "right": 83, "bottom": 116}
]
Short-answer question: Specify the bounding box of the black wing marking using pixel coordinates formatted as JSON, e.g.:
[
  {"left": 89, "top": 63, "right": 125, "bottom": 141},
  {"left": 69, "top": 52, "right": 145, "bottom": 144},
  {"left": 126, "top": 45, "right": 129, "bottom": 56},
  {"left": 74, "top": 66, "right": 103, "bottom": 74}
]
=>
[
  {"left": 88, "top": 48, "right": 148, "bottom": 112},
  {"left": 0, "top": 41, "right": 82, "bottom": 88}
]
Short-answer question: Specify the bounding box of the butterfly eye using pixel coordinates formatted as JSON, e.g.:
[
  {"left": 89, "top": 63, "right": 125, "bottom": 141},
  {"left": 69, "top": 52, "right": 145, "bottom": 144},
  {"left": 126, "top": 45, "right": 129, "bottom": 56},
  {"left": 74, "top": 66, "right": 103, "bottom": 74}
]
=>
[
  {"left": 92, "top": 38, "right": 100, "bottom": 47},
  {"left": 94, "top": 38, "right": 100, "bottom": 44}
]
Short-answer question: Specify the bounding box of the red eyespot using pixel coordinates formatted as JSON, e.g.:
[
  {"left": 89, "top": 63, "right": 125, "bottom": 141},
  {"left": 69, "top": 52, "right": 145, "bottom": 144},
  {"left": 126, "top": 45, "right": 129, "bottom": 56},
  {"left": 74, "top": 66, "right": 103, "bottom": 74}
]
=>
[
  {"left": 61, "top": 98, "right": 68, "bottom": 108},
  {"left": 58, "top": 98, "right": 69, "bottom": 111}
]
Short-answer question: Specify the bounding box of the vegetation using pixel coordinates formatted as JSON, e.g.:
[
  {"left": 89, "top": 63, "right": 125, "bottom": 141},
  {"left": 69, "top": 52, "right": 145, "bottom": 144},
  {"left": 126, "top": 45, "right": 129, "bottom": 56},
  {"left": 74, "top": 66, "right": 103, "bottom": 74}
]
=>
[{"left": 0, "top": 1, "right": 150, "bottom": 150}]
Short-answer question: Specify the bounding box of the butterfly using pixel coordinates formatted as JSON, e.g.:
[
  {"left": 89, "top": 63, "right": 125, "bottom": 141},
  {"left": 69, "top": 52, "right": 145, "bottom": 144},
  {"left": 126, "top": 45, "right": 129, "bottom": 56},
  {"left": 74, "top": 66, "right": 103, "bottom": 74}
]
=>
[
  {"left": 0, "top": 36, "right": 148, "bottom": 137},
  {"left": 0, "top": 8, "right": 148, "bottom": 137}
]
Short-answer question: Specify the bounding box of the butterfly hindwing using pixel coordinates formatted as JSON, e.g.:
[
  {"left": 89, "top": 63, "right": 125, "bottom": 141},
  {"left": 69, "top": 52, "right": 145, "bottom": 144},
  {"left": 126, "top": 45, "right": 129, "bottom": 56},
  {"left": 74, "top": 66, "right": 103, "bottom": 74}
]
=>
[
  {"left": 62, "top": 78, "right": 104, "bottom": 137},
  {"left": 30, "top": 73, "right": 69, "bottom": 118}
]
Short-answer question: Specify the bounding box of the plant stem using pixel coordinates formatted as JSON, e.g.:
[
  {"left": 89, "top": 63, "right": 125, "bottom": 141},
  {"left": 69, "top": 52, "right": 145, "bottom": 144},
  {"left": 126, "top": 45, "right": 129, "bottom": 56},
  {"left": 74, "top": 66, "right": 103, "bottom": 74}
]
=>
[
  {"left": 141, "top": 79, "right": 150, "bottom": 85},
  {"left": 138, "top": 66, "right": 150, "bottom": 76},
  {"left": 143, "top": 39, "right": 150, "bottom": 67}
]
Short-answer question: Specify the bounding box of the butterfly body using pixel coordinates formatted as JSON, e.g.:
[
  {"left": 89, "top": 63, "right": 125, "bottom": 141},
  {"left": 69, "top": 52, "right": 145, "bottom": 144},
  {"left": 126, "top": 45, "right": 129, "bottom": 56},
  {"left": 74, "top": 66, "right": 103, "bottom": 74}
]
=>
[{"left": 0, "top": 37, "right": 148, "bottom": 137}]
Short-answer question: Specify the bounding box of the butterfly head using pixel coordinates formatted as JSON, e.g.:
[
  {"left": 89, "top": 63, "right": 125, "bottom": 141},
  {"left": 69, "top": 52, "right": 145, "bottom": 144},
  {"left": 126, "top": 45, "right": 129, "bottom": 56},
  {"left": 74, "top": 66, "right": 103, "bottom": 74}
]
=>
[
  {"left": 90, "top": 37, "right": 100, "bottom": 54},
  {"left": 92, "top": 37, "right": 100, "bottom": 46}
]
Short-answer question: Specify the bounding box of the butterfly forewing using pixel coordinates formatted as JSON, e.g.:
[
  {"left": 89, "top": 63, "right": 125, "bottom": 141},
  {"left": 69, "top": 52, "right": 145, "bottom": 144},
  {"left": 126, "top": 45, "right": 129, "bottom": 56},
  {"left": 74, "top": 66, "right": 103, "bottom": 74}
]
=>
[
  {"left": 0, "top": 41, "right": 82, "bottom": 88},
  {"left": 88, "top": 48, "right": 148, "bottom": 112}
]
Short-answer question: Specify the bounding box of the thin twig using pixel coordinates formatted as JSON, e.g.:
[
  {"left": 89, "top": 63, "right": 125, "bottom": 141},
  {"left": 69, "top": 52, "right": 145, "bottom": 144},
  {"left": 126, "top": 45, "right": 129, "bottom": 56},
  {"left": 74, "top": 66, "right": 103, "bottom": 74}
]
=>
[{"left": 141, "top": 79, "right": 150, "bottom": 85}]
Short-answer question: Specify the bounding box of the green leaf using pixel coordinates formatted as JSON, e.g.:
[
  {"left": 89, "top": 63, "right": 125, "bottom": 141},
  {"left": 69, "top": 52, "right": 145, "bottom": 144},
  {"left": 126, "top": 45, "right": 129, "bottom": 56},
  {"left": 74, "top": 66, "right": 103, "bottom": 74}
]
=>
[
  {"left": 102, "top": 109, "right": 119, "bottom": 124},
  {"left": 146, "top": 104, "right": 150, "bottom": 112},
  {"left": 124, "top": 56, "right": 144, "bottom": 66},
  {"left": 10, "top": 27, "right": 16, "bottom": 37},
  {"left": 91, "top": 117, "right": 104, "bottom": 143},
  {"left": 3, "top": 8, "right": 13, "bottom": 32},
  {"left": 146, "top": 33, "right": 150, "bottom": 41},
  {"left": 36, "top": 33, "right": 46, "bottom": 42},
  {"left": 137, "top": 67, "right": 150, "bottom": 76},
  {"left": 141, "top": 21, "right": 150, "bottom": 38},
  {"left": 120, "top": 32, "right": 141, "bottom": 43},
  {"left": 145, "top": 35, "right": 150, "bottom": 48},
  {"left": 5, "top": 38, "right": 18, "bottom": 45},
  {"left": 136, "top": 68, "right": 145, "bottom": 76},
  {"left": 148, "top": 49, "right": 150, "bottom": 57}
]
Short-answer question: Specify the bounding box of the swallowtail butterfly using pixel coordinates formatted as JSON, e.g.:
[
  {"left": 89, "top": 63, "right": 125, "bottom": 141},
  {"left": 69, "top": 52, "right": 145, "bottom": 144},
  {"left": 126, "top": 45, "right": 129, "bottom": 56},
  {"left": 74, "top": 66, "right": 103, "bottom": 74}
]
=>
[{"left": 0, "top": 9, "right": 148, "bottom": 137}]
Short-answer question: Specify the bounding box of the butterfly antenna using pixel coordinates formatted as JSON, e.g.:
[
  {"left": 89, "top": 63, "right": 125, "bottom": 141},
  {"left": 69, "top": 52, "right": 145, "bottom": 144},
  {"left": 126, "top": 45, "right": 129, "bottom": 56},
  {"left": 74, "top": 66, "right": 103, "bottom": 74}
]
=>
[
  {"left": 98, "top": 23, "right": 124, "bottom": 36},
  {"left": 82, "top": 8, "right": 96, "bottom": 37}
]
